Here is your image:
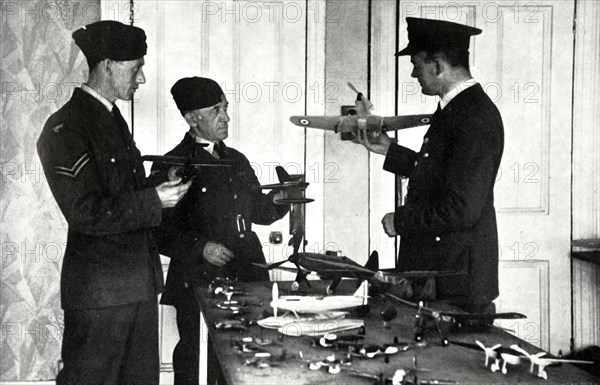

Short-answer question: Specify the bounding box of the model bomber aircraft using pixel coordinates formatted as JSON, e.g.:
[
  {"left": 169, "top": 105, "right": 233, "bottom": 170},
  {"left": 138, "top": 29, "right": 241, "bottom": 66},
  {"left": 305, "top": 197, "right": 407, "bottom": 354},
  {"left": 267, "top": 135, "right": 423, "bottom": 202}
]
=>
[
  {"left": 255, "top": 250, "right": 461, "bottom": 295},
  {"left": 289, "top": 82, "right": 432, "bottom": 141},
  {"left": 144, "top": 153, "right": 233, "bottom": 183},
  {"left": 384, "top": 293, "right": 527, "bottom": 346}
]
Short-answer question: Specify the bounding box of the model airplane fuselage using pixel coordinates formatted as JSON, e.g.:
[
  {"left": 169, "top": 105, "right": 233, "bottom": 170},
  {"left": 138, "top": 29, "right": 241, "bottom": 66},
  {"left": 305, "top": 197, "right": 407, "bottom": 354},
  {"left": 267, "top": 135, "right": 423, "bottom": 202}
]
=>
[
  {"left": 270, "top": 280, "right": 369, "bottom": 318},
  {"left": 289, "top": 82, "right": 432, "bottom": 141}
]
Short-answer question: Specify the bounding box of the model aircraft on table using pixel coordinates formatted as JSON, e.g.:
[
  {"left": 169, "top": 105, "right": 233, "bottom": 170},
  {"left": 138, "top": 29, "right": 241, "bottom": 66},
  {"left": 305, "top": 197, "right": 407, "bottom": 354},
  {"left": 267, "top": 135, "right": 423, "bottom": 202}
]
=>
[
  {"left": 289, "top": 82, "right": 432, "bottom": 142},
  {"left": 510, "top": 344, "right": 594, "bottom": 380},
  {"left": 384, "top": 293, "right": 527, "bottom": 346},
  {"left": 255, "top": 250, "right": 461, "bottom": 295},
  {"left": 346, "top": 356, "right": 456, "bottom": 385},
  {"left": 451, "top": 340, "right": 523, "bottom": 374},
  {"left": 257, "top": 281, "right": 369, "bottom": 337}
]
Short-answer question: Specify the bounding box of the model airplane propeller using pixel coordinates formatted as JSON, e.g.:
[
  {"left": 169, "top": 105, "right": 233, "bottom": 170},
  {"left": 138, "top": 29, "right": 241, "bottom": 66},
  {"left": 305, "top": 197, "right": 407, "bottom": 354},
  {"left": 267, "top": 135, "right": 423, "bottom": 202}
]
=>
[{"left": 289, "top": 82, "right": 432, "bottom": 141}]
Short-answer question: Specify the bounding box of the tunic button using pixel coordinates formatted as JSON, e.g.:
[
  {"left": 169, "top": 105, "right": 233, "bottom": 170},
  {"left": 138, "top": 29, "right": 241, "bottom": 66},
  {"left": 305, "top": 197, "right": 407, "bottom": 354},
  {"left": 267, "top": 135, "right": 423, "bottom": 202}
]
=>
[
  {"left": 414, "top": 160, "right": 418, "bottom": 167},
  {"left": 202, "top": 187, "right": 207, "bottom": 192},
  {"left": 239, "top": 234, "right": 245, "bottom": 239},
  {"left": 233, "top": 194, "right": 238, "bottom": 200},
  {"left": 133, "top": 168, "right": 137, "bottom": 173},
  {"left": 435, "top": 236, "right": 441, "bottom": 241},
  {"left": 107, "top": 211, "right": 112, "bottom": 216},
  {"left": 110, "top": 158, "right": 116, "bottom": 163},
  {"left": 423, "top": 153, "right": 429, "bottom": 158},
  {"left": 424, "top": 137, "right": 429, "bottom": 143}
]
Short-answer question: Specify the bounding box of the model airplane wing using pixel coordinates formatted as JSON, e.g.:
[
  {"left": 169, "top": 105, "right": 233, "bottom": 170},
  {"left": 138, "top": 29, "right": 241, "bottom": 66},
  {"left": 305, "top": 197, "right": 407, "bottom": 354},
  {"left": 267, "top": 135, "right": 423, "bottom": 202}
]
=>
[{"left": 142, "top": 155, "right": 233, "bottom": 167}]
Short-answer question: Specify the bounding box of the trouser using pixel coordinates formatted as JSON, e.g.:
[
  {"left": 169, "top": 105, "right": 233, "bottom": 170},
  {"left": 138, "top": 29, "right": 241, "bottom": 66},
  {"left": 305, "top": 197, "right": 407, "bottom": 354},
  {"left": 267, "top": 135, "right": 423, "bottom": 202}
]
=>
[
  {"left": 172, "top": 288, "right": 201, "bottom": 385},
  {"left": 57, "top": 299, "right": 159, "bottom": 385}
]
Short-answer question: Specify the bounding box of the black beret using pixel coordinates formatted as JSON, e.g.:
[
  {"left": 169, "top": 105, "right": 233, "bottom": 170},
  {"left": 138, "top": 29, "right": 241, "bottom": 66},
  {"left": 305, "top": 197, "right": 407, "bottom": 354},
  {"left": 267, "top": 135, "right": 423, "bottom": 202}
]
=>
[
  {"left": 396, "top": 17, "right": 481, "bottom": 56},
  {"left": 171, "top": 77, "right": 224, "bottom": 112},
  {"left": 72, "top": 21, "right": 147, "bottom": 66}
]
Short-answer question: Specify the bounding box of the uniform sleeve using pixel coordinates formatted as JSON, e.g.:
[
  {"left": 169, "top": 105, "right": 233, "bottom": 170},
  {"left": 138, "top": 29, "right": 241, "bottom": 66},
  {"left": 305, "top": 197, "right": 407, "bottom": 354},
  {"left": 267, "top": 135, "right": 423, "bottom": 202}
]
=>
[
  {"left": 394, "top": 116, "right": 502, "bottom": 236},
  {"left": 37, "top": 124, "right": 162, "bottom": 236},
  {"left": 383, "top": 143, "right": 418, "bottom": 177},
  {"left": 149, "top": 160, "right": 207, "bottom": 264},
  {"left": 240, "top": 155, "right": 289, "bottom": 225}
]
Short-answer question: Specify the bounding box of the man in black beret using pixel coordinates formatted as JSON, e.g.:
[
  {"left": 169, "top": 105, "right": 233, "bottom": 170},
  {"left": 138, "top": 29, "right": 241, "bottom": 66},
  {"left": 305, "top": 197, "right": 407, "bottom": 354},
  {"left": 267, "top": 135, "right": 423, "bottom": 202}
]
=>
[
  {"left": 152, "top": 76, "right": 289, "bottom": 385},
  {"left": 37, "top": 20, "right": 190, "bottom": 385},
  {"left": 358, "top": 17, "right": 504, "bottom": 313}
]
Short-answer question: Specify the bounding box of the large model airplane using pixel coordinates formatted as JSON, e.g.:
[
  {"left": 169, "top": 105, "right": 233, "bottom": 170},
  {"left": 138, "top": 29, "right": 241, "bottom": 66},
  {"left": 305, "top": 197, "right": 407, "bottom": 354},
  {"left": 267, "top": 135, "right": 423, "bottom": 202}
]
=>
[
  {"left": 289, "top": 82, "right": 432, "bottom": 141},
  {"left": 270, "top": 280, "right": 369, "bottom": 318},
  {"left": 384, "top": 293, "right": 527, "bottom": 346},
  {"left": 143, "top": 154, "right": 233, "bottom": 183},
  {"left": 255, "top": 250, "right": 460, "bottom": 295}
]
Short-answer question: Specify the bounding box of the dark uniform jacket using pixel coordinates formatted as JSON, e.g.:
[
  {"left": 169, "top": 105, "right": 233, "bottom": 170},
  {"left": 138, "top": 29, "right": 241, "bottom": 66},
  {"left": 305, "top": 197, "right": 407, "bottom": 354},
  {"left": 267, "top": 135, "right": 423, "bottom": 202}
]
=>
[
  {"left": 152, "top": 133, "right": 288, "bottom": 305},
  {"left": 383, "top": 84, "right": 504, "bottom": 307},
  {"left": 37, "top": 88, "right": 164, "bottom": 310}
]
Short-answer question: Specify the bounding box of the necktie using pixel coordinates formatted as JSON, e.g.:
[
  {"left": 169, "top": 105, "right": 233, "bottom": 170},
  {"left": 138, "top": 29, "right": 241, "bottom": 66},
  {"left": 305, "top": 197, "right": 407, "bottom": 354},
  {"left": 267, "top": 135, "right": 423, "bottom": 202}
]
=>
[{"left": 432, "top": 103, "right": 442, "bottom": 122}]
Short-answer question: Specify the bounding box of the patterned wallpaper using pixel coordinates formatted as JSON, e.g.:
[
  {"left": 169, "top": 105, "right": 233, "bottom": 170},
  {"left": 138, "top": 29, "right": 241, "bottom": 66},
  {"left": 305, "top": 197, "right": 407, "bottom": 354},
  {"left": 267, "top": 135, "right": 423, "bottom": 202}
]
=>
[{"left": 1, "top": 0, "right": 99, "bottom": 381}]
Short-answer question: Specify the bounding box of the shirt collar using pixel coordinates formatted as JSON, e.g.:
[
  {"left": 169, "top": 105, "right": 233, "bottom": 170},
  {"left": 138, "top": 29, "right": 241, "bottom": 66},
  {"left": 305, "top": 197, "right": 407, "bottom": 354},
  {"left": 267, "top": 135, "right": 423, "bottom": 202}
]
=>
[
  {"left": 440, "top": 79, "right": 478, "bottom": 109},
  {"left": 81, "top": 84, "right": 114, "bottom": 112},
  {"left": 187, "top": 131, "right": 216, "bottom": 154}
]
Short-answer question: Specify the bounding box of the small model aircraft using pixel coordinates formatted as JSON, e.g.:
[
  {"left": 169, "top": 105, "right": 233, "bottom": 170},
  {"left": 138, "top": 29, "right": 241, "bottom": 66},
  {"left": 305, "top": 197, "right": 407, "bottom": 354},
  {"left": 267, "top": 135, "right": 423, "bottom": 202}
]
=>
[
  {"left": 289, "top": 82, "right": 432, "bottom": 142},
  {"left": 346, "top": 356, "right": 456, "bottom": 385},
  {"left": 510, "top": 344, "right": 594, "bottom": 380},
  {"left": 385, "top": 293, "right": 527, "bottom": 346},
  {"left": 450, "top": 340, "right": 522, "bottom": 374},
  {"left": 270, "top": 280, "right": 369, "bottom": 318},
  {"left": 144, "top": 154, "right": 233, "bottom": 183},
  {"left": 256, "top": 250, "right": 461, "bottom": 295}
]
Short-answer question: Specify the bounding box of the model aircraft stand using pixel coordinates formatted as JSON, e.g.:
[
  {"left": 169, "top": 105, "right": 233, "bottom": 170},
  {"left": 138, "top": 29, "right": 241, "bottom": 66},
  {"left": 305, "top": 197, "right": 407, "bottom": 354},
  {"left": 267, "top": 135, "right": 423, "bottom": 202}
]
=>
[{"left": 193, "top": 279, "right": 599, "bottom": 385}]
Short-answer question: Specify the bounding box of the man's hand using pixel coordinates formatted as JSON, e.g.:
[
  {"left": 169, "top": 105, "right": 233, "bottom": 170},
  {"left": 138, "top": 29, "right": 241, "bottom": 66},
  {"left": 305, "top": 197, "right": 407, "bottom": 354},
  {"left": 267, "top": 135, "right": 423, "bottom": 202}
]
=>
[
  {"left": 167, "top": 166, "right": 183, "bottom": 181},
  {"left": 273, "top": 189, "right": 287, "bottom": 204},
  {"left": 356, "top": 127, "right": 391, "bottom": 155},
  {"left": 382, "top": 212, "right": 397, "bottom": 237},
  {"left": 155, "top": 179, "right": 191, "bottom": 208},
  {"left": 203, "top": 241, "right": 234, "bottom": 266}
]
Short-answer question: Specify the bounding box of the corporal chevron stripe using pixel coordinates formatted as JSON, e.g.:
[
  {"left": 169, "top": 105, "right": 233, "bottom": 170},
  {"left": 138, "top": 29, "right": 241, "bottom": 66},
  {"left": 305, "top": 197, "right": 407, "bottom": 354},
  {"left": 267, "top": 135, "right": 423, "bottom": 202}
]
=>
[{"left": 54, "top": 152, "right": 91, "bottom": 178}]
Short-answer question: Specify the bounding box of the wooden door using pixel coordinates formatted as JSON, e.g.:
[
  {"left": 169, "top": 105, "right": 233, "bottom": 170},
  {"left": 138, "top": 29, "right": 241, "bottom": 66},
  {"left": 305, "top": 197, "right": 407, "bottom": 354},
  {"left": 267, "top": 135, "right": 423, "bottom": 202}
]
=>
[{"left": 371, "top": 0, "right": 575, "bottom": 352}]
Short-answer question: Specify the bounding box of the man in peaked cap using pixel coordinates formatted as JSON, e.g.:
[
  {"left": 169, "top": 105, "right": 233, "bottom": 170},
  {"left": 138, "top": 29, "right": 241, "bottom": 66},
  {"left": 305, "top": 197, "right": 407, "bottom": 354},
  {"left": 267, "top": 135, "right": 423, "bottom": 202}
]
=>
[
  {"left": 151, "top": 77, "right": 289, "bottom": 385},
  {"left": 37, "top": 21, "right": 190, "bottom": 385},
  {"left": 358, "top": 17, "right": 504, "bottom": 313}
]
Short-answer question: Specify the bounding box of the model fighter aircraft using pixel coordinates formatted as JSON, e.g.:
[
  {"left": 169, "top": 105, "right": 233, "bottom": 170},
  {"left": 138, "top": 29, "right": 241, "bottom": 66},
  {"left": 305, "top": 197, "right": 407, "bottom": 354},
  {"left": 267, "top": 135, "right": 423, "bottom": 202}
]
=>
[
  {"left": 385, "top": 293, "right": 527, "bottom": 346},
  {"left": 255, "top": 250, "right": 461, "bottom": 295},
  {"left": 289, "top": 82, "right": 432, "bottom": 141},
  {"left": 143, "top": 152, "right": 233, "bottom": 183}
]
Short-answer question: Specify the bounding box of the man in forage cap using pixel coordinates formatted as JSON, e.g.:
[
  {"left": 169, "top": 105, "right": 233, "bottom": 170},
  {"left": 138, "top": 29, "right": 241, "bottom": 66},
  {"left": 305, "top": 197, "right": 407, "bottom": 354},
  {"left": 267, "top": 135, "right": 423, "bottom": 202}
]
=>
[
  {"left": 37, "top": 20, "right": 190, "bottom": 385},
  {"left": 357, "top": 17, "right": 505, "bottom": 314},
  {"left": 151, "top": 77, "right": 289, "bottom": 385}
]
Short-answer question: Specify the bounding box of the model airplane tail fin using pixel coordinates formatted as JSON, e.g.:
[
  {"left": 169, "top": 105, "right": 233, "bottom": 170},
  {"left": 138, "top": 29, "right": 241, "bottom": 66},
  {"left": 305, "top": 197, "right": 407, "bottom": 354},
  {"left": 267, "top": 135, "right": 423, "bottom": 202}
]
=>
[
  {"left": 272, "top": 283, "right": 279, "bottom": 318},
  {"left": 364, "top": 251, "right": 379, "bottom": 271},
  {"left": 276, "top": 166, "right": 291, "bottom": 183},
  {"left": 353, "top": 280, "right": 369, "bottom": 305}
]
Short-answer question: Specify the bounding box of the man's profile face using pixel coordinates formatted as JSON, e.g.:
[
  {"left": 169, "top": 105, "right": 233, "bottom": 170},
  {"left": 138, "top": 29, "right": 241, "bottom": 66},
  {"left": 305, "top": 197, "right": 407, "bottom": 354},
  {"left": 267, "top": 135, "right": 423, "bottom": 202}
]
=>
[
  {"left": 410, "top": 51, "right": 439, "bottom": 97},
  {"left": 108, "top": 57, "right": 146, "bottom": 101},
  {"left": 192, "top": 95, "right": 230, "bottom": 142}
]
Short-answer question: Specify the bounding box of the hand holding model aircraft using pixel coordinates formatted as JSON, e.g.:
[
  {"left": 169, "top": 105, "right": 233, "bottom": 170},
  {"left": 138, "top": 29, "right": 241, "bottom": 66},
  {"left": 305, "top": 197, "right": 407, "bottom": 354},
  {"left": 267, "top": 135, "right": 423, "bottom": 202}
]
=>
[{"left": 289, "top": 82, "right": 432, "bottom": 145}]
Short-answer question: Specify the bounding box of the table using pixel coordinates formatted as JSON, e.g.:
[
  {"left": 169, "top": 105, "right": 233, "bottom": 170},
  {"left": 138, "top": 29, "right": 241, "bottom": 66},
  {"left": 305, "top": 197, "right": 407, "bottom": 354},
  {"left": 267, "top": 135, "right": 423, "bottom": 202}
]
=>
[{"left": 195, "top": 279, "right": 599, "bottom": 385}]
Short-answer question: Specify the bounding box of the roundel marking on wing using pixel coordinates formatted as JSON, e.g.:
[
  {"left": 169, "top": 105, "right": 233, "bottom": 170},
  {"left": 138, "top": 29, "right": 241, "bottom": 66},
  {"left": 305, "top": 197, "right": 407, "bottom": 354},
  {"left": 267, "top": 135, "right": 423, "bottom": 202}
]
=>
[
  {"left": 300, "top": 119, "right": 310, "bottom": 126},
  {"left": 420, "top": 117, "right": 431, "bottom": 124}
]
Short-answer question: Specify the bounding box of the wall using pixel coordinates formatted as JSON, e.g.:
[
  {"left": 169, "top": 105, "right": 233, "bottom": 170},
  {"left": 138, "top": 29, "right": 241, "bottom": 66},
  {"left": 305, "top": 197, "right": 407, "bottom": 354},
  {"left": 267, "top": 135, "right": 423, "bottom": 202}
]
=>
[{"left": 0, "top": 0, "right": 101, "bottom": 381}]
